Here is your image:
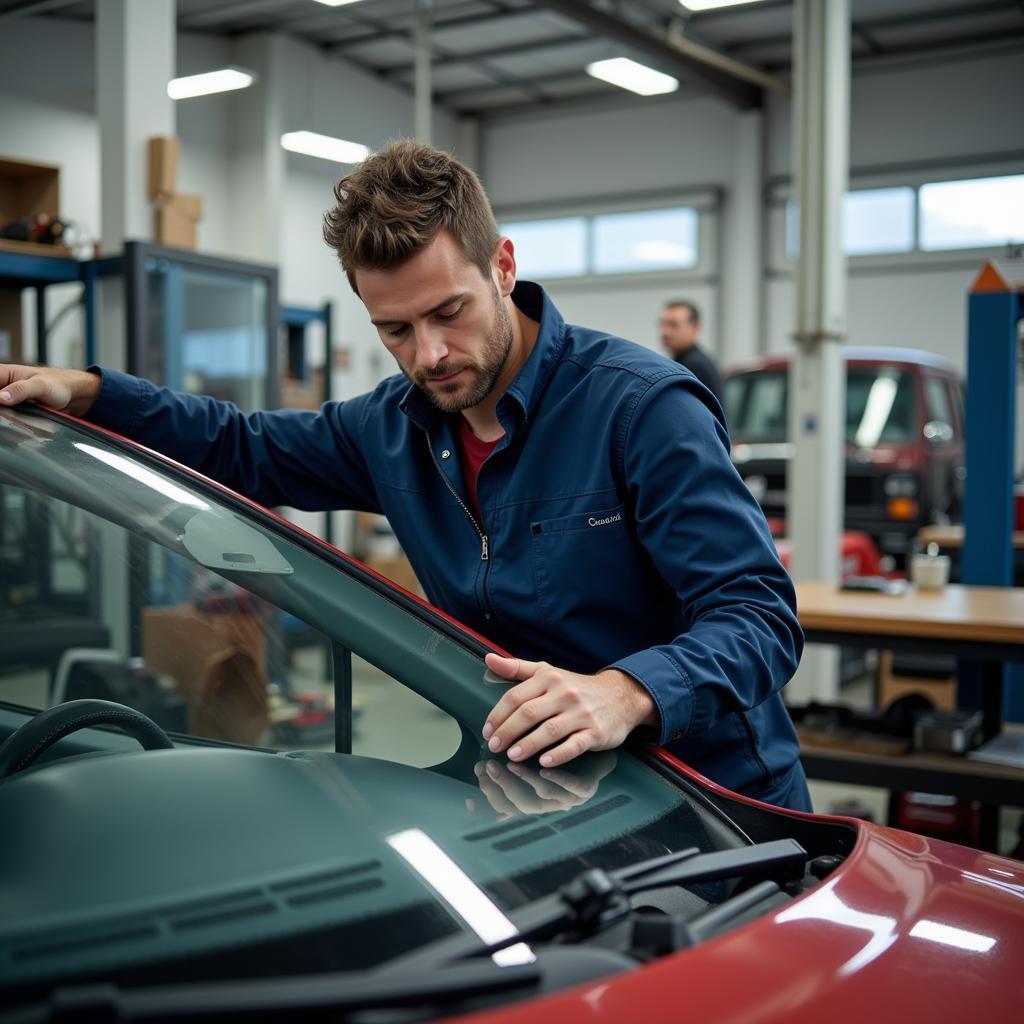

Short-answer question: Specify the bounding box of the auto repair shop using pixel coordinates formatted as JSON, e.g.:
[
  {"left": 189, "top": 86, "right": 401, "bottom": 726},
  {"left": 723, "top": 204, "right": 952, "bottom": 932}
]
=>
[{"left": 0, "top": 1, "right": 1023, "bottom": 1017}]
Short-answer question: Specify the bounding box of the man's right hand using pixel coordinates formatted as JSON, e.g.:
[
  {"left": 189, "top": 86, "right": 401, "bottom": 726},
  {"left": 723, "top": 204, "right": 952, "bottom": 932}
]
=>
[{"left": 0, "top": 364, "right": 101, "bottom": 417}]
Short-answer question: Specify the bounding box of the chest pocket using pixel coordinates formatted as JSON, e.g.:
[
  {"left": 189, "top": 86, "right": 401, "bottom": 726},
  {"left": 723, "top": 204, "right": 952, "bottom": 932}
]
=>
[{"left": 530, "top": 503, "right": 640, "bottom": 622}]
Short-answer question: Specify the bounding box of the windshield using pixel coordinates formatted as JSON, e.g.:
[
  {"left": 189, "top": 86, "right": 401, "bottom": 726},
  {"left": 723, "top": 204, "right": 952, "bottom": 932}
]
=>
[
  {"left": 0, "top": 407, "right": 749, "bottom": 991},
  {"left": 724, "top": 366, "right": 918, "bottom": 445}
]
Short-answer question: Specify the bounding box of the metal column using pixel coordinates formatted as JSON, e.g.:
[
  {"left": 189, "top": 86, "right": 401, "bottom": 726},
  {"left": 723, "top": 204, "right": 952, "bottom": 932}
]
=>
[
  {"left": 786, "top": 0, "right": 850, "bottom": 703},
  {"left": 414, "top": 0, "right": 433, "bottom": 144}
]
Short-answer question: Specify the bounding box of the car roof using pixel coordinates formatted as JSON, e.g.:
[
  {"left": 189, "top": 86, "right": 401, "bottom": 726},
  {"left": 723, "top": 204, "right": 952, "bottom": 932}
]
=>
[{"left": 726, "top": 347, "right": 960, "bottom": 377}]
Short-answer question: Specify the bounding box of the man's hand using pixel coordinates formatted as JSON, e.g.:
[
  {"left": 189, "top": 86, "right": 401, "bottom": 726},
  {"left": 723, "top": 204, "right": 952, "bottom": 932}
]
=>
[
  {"left": 473, "top": 751, "right": 618, "bottom": 818},
  {"left": 482, "top": 653, "right": 658, "bottom": 768},
  {"left": 0, "top": 364, "right": 101, "bottom": 417}
]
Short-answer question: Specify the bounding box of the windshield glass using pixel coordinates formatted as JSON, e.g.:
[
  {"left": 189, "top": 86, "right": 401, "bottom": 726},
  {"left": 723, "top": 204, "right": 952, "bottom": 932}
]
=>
[
  {"left": 0, "top": 407, "right": 747, "bottom": 989},
  {"left": 725, "top": 366, "right": 917, "bottom": 445}
]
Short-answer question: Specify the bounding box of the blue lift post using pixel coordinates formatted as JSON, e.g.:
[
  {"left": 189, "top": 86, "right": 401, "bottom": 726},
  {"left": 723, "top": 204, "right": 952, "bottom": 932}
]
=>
[{"left": 961, "top": 260, "right": 1024, "bottom": 726}]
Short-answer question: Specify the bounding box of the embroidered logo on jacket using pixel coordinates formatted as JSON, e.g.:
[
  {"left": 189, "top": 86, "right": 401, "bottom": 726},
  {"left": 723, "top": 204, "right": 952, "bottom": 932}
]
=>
[{"left": 588, "top": 513, "right": 623, "bottom": 527}]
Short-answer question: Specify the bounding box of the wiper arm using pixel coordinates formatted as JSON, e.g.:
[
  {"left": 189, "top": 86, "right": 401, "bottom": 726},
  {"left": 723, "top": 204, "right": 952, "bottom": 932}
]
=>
[
  {"left": 457, "top": 838, "right": 808, "bottom": 961},
  {"left": 18, "top": 959, "right": 541, "bottom": 1023}
]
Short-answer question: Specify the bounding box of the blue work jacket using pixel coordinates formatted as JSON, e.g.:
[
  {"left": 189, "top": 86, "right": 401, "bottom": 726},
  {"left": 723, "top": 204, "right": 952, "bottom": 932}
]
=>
[{"left": 89, "top": 281, "right": 805, "bottom": 804}]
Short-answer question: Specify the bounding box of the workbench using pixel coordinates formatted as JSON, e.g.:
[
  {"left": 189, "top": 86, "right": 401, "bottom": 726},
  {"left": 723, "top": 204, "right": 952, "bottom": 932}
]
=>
[{"left": 794, "top": 579, "right": 1024, "bottom": 850}]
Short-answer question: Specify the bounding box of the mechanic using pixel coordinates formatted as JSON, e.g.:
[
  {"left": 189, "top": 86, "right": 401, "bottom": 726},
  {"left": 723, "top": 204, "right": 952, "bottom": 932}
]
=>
[
  {"left": 658, "top": 299, "right": 725, "bottom": 409},
  {"left": 0, "top": 140, "right": 809, "bottom": 811}
]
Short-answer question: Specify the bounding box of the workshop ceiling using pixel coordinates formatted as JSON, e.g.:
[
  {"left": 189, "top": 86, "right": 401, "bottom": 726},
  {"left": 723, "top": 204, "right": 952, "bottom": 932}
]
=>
[{"left": 2, "top": 0, "right": 1022, "bottom": 116}]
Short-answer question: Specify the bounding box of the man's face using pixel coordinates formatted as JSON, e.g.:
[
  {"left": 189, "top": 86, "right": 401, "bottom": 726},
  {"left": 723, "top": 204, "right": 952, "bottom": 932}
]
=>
[
  {"left": 659, "top": 306, "right": 699, "bottom": 354},
  {"left": 355, "top": 232, "right": 514, "bottom": 413}
]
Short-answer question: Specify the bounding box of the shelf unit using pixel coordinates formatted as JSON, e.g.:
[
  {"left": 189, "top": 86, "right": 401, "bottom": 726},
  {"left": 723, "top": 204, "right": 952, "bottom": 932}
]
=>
[{"left": 0, "top": 246, "right": 122, "bottom": 367}]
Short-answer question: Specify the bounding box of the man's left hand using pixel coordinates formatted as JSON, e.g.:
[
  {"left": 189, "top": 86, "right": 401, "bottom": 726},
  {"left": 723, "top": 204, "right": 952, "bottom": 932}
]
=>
[{"left": 482, "top": 653, "right": 659, "bottom": 768}]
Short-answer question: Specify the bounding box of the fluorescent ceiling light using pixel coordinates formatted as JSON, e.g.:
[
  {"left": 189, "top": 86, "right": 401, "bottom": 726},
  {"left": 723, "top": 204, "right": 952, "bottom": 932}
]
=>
[
  {"left": 281, "top": 131, "right": 370, "bottom": 164},
  {"left": 167, "top": 67, "right": 255, "bottom": 100},
  {"left": 679, "top": 0, "right": 769, "bottom": 11},
  {"left": 585, "top": 58, "right": 678, "bottom": 97},
  {"left": 311, "top": 1, "right": 366, "bottom": 7}
]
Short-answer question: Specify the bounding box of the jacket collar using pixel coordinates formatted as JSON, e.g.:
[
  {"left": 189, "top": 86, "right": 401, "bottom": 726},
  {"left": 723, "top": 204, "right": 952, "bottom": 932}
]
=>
[{"left": 399, "top": 280, "right": 568, "bottom": 434}]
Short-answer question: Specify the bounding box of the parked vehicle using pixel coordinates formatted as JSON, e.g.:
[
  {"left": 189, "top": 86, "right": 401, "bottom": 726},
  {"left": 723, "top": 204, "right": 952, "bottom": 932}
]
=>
[
  {"left": 723, "top": 348, "right": 966, "bottom": 563},
  {"left": 1, "top": 404, "right": 1020, "bottom": 1023}
]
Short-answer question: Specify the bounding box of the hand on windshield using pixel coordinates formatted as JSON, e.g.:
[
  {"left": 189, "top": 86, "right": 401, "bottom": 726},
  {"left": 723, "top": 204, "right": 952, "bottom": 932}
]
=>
[
  {"left": 473, "top": 750, "right": 617, "bottom": 818},
  {"left": 0, "top": 364, "right": 101, "bottom": 417},
  {"left": 482, "top": 654, "right": 658, "bottom": 768}
]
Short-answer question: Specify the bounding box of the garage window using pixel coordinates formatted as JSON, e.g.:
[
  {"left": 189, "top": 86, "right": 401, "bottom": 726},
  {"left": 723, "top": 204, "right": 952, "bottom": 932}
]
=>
[
  {"left": 500, "top": 205, "right": 701, "bottom": 280},
  {"left": 499, "top": 217, "right": 587, "bottom": 278},
  {"left": 843, "top": 187, "right": 915, "bottom": 256},
  {"left": 592, "top": 207, "right": 699, "bottom": 273},
  {"left": 785, "top": 187, "right": 915, "bottom": 257},
  {"left": 919, "top": 174, "right": 1024, "bottom": 251}
]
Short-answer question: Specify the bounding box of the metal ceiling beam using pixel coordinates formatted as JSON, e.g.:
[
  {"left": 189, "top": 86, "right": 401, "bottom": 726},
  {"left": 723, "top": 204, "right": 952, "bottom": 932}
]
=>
[
  {"left": 725, "top": 0, "right": 1023, "bottom": 55},
  {"left": 322, "top": 7, "right": 536, "bottom": 52},
  {"left": 759, "top": 27, "right": 1024, "bottom": 72},
  {"left": 434, "top": 67, "right": 598, "bottom": 98},
  {"left": 178, "top": 0, "right": 306, "bottom": 31},
  {"left": 321, "top": 0, "right": 558, "bottom": 108},
  {"left": 530, "top": 0, "right": 764, "bottom": 109},
  {"left": 379, "top": 30, "right": 590, "bottom": 77},
  {"left": 0, "top": 0, "right": 81, "bottom": 21}
]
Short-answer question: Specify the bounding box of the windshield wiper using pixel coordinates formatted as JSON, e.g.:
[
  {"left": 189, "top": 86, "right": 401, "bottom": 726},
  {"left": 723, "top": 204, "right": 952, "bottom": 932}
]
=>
[
  {"left": 467, "top": 838, "right": 808, "bottom": 958},
  {"left": 388, "top": 838, "right": 808, "bottom": 975},
  {"left": 15, "top": 959, "right": 541, "bottom": 1023}
]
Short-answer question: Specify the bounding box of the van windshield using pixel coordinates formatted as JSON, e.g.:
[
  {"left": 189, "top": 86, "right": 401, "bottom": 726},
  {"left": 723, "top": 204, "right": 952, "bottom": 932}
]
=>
[{"left": 724, "top": 366, "right": 916, "bottom": 446}]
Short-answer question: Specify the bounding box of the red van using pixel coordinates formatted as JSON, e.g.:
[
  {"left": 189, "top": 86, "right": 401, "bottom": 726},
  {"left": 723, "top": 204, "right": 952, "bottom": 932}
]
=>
[{"left": 723, "top": 348, "right": 966, "bottom": 562}]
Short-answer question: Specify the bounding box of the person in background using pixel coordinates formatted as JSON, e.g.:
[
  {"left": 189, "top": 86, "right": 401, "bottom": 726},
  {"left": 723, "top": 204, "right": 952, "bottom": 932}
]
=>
[{"left": 659, "top": 299, "right": 725, "bottom": 410}]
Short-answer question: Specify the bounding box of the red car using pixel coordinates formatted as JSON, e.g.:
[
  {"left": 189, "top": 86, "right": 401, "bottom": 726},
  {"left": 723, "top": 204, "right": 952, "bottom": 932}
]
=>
[
  {"left": 0, "top": 404, "right": 1020, "bottom": 1021},
  {"left": 723, "top": 348, "right": 966, "bottom": 564}
]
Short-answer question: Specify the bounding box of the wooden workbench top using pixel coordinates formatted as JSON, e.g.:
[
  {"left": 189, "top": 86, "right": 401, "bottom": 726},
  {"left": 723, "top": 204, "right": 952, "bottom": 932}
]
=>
[
  {"left": 917, "top": 524, "right": 1024, "bottom": 549},
  {"left": 794, "top": 579, "right": 1024, "bottom": 646}
]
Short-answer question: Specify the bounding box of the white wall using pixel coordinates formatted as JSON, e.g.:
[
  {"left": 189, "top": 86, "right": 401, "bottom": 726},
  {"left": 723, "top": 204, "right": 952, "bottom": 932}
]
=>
[
  {"left": 481, "top": 94, "right": 741, "bottom": 360},
  {"left": 482, "top": 94, "right": 740, "bottom": 207},
  {"left": 765, "top": 48, "right": 1024, "bottom": 178}
]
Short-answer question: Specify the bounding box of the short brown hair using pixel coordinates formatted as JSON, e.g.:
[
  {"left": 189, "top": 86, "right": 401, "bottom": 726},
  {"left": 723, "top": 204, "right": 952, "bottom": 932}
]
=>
[{"left": 323, "top": 139, "right": 500, "bottom": 293}]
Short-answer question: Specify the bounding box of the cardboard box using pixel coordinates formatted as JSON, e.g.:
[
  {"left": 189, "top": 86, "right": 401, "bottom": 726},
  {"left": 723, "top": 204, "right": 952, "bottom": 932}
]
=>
[
  {"left": 280, "top": 367, "right": 325, "bottom": 410},
  {"left": 154, "top": 191, "right": 203, "bottom": 250},
  {"left": 147, "top": 136, "right": 179, "bottom": 200},
  {"left": 142, "top": 603, "right": 268, "bottom": 745},
  {"left": 878, "top": 650, "right": 956, "bottom": 711}
]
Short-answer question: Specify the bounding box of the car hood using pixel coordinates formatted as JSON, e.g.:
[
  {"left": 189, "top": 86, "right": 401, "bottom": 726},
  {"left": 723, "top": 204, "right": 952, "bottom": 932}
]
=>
[{"left": 450, "top": 821, "right": 1024, "bottom": 1024}]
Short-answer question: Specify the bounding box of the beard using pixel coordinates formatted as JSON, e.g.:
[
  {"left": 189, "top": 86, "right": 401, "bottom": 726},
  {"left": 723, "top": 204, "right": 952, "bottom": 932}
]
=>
[{"left": 402, "top": 288, "right": 515, "bottom": 414}]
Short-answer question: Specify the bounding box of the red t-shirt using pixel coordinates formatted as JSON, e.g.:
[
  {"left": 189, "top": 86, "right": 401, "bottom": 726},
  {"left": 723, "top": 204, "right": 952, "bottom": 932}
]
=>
[{"left": 458, "top": 417, "right": 501, "bottom": 523}]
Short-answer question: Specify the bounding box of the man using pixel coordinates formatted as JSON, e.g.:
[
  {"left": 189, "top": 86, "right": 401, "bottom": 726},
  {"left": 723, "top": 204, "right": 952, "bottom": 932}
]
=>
[
  {"left": 659, "top": 299, "right": 725, "bottom": 408},
  {"left": 0, "top": 141, "right": 809, "bottom": 810}
]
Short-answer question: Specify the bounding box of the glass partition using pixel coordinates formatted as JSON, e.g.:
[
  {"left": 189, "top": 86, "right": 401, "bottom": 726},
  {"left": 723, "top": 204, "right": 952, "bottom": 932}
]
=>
[{"left": 126, "top": 242, "right": 279, "bottom": 413}]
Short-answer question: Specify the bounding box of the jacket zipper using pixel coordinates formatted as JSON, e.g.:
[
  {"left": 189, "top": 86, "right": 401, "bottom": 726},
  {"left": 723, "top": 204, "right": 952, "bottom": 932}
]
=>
[{"left": 425, "top": 429, "right": 490, "bottom": 561}]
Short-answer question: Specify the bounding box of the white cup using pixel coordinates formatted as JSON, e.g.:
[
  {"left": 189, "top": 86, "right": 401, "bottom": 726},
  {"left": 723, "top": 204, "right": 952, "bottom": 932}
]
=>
[{"left": 911, "top": 553, "right": 950, "bottom": 590}]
